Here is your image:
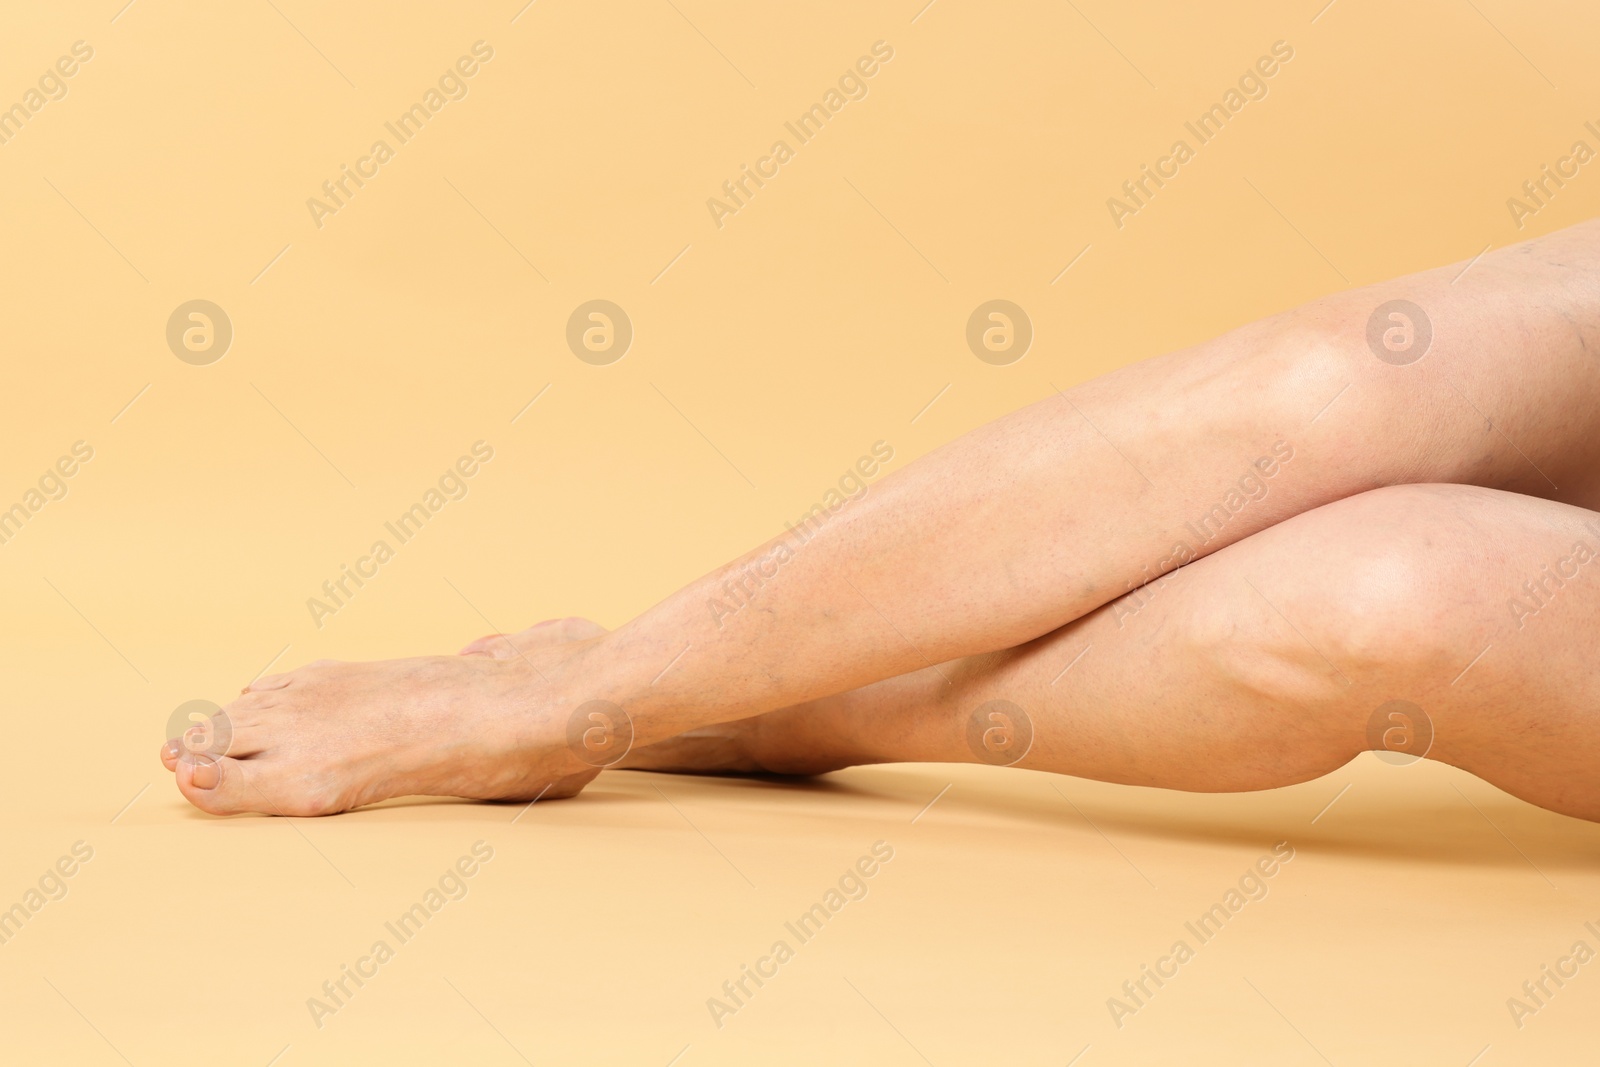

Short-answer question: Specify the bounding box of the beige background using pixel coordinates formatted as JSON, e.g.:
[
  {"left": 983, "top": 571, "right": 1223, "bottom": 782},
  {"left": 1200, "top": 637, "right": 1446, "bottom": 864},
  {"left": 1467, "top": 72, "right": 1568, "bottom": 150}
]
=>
[{"left": 2, "top": 0, "right": 1599, "bottom": 1063}]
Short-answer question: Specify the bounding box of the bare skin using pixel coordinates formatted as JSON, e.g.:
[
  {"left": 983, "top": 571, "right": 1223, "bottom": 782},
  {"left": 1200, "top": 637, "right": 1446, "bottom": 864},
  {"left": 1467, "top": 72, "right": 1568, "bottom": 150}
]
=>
[
  {"left": 161, "top": 220, "right": 1600, "bottom": 818},
  {"left": 619, "top": 485, "right": 1600, "bottom": 823}
]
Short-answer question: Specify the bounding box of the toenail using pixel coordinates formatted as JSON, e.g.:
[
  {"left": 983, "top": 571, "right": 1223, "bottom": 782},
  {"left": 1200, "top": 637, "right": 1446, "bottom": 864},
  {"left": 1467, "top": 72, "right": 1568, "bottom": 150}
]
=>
[{"left": 164, "top": 699, "right": 233, "bottom": 763}]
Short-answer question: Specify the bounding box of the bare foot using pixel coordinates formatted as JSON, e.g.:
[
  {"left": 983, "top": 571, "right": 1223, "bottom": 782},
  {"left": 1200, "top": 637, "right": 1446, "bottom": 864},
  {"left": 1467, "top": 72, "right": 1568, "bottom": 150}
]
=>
[
  {"left": 159, "top": 615, "right": 940, "bottom": 816},
  {"left": 158, "top": 645, "right": 602, "bottom": 816}
]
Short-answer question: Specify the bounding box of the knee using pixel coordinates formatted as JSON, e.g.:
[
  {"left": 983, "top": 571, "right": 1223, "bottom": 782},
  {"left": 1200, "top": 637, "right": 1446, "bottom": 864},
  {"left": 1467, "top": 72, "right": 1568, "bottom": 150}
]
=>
[
  {"left": 1177, "top": 485, "right": 1507, "bottom": 701},
  {"left": 1271, "top": 484, "right": 1589, "bottom": 676},
  {"left": 1324, "top": 498, "right": 1440, "bottom": 648}
]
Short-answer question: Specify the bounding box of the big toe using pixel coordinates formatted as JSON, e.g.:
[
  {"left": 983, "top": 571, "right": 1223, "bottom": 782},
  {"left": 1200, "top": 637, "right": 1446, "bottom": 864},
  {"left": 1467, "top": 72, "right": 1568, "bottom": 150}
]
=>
[
  {"left": 175, "top": 755, "right": 253, "bottom": 815},
  {"left": 174, "top": 749, "right": 348, "bottom": 817}
]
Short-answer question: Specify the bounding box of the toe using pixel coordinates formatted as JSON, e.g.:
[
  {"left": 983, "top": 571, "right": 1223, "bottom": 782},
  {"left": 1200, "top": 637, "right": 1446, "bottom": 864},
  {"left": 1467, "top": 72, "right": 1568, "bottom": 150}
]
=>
[
  {"left": 244, "top": 659, "right": 341, "bottom": 693},
  {"left": 245, "top": 671, "right": 293, "bottom": 693},
  {"left": 165, "top": 709, "right": 240, "bottom": 762},
  {"left": 175, "top": 755, "right": 254, "bottom": 815},
  {"left": 479, "top": 635, "right": 525, "bottom": 660},
  {"left": 216, "top": 722, "right": 268, "bottom": 758},
  {"left": 457, "top": 633, "right": 508, "bottom": 657},
  {"left": 175, "top": 753, "right": 344, "bottom": 817}
]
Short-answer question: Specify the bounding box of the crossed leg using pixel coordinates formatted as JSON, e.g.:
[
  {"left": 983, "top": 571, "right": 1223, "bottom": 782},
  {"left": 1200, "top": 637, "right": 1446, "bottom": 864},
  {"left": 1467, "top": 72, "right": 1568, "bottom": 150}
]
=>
[
  {"left": 614, "top": 484, "right": 1600, "bottom": 822},
  {"left": 160, "top": 219, "right": 1600, "bottom": 817}
]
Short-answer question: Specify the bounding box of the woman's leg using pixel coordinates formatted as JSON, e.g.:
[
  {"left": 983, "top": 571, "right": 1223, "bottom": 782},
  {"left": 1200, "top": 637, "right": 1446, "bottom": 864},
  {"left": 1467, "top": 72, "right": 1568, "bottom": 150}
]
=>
[
  {"left": 165, "top": 222, "right": 1600, "bottom": 815},
  {"left": 624, "top": 483, "right": 1600, "bottom": 822}
]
